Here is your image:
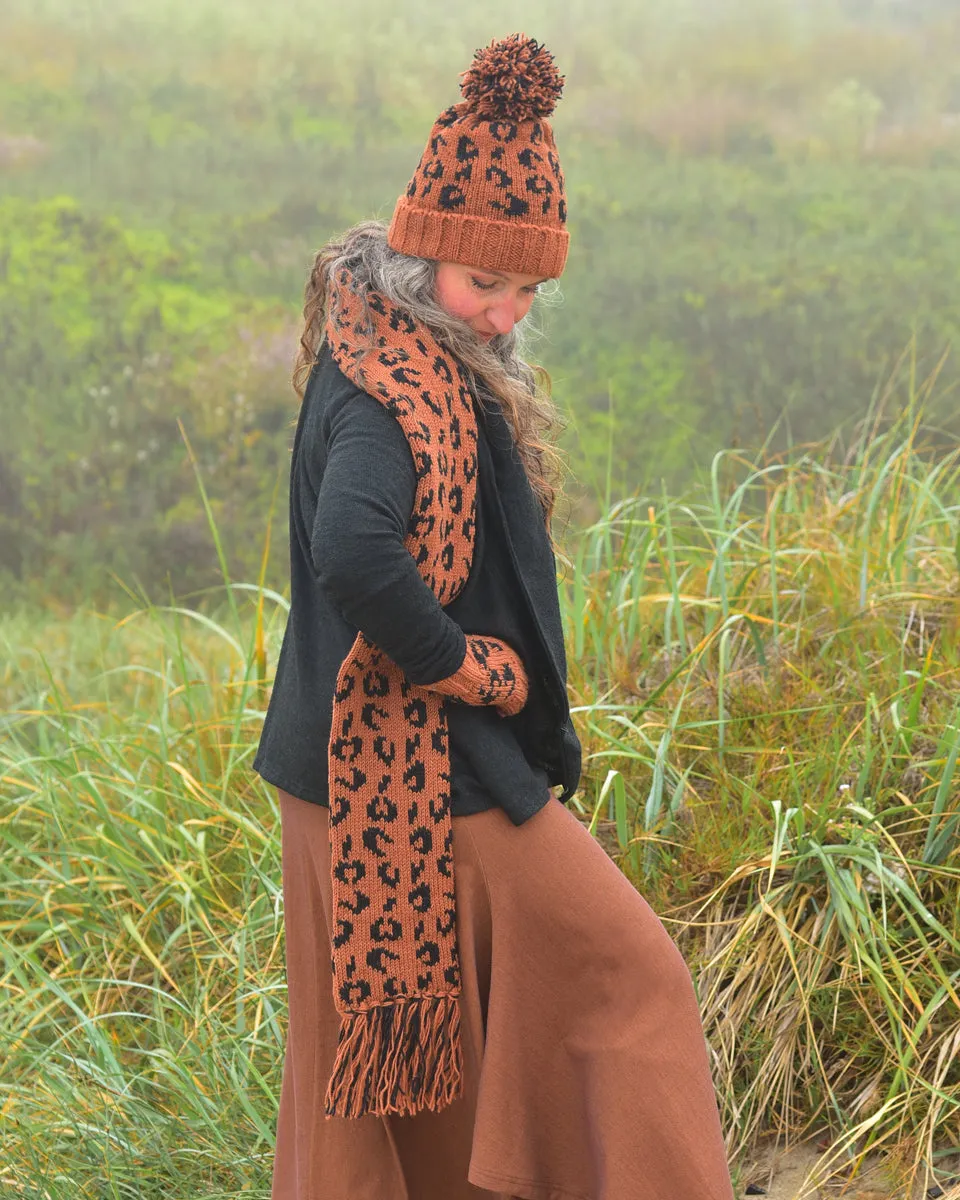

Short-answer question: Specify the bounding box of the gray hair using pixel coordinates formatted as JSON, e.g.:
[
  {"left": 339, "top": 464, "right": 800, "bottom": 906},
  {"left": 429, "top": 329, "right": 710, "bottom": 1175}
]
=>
[{"left": 294, "top": 220, "right": 568, "bottom": 532}]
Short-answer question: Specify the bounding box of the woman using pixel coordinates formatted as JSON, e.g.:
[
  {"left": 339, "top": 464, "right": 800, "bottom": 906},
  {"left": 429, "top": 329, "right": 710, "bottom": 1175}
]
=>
[{"left": 253, "top": 33, "right": 735, "bottom": 1200}]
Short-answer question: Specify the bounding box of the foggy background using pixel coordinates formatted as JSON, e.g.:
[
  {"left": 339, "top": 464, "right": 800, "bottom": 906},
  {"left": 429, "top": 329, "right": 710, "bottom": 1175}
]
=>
[{"left": 3, "top": 0, "right": 960, "bottom": 605}]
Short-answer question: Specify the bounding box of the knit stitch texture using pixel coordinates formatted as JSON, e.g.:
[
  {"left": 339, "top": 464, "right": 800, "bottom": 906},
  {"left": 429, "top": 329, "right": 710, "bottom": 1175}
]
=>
[
  {"left": 387, "top": 34, "right": 569, "bottom": 278},
  {"left": 431, "top": 634, "right": 529, "bottom": 714},
  {"left": 321, "top": 264, "right": 530, "bottom": 1119}
]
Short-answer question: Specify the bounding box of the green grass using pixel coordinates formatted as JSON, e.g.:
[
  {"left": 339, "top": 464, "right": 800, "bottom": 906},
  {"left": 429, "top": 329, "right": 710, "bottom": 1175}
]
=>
[
  {"left": 0, "top": 596, "right": 288, "bottom": 1195},
  {"left": 2, "top": 398, "right": 959, "bottom": 1196},
  {"left": 7, "top": 0, "right": 960, "bottom": 603}
]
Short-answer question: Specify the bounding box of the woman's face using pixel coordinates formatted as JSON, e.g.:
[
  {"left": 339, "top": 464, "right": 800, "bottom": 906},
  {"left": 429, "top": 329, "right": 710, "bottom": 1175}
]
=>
[{"left": 434, "top": 261, "right": 548, "bottom": 342}]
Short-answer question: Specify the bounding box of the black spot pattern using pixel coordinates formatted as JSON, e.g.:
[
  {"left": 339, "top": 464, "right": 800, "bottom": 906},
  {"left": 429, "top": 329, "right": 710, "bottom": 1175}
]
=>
[{"left": 322, "top": 267, "right": 478, "bottom": 1053}]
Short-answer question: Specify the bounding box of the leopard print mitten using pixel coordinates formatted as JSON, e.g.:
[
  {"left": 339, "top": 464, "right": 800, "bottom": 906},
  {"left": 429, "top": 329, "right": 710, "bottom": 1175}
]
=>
[{"left": 429, "top": 634, "right": 529, "bottom": 717}]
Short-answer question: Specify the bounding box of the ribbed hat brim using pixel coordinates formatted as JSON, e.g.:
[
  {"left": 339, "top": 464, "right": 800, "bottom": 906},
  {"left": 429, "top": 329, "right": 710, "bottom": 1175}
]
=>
[{"left": 387, "top": 196, "right": 569, "bottom": 279}]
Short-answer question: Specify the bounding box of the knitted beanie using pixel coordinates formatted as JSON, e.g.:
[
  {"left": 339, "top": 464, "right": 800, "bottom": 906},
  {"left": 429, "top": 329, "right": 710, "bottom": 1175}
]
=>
[{"left": 387, "top": 33, "right": 569, "bottom": 279}]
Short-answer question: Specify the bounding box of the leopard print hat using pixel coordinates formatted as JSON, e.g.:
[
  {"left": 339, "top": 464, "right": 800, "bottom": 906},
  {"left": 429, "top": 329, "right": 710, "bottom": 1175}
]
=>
[{"left": 387, "top": 33, "right": 569, "bottom": 279}]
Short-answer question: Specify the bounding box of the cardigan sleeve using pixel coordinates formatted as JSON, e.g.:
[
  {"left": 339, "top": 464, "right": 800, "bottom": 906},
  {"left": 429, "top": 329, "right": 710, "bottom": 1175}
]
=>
[{"left": 310, "top": 388, "right": 469, "bottom": 687}]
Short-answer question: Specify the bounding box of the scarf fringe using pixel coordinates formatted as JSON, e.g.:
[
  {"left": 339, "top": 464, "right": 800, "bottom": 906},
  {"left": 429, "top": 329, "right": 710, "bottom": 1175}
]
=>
[{"left": 323, "top": 993, "right": 464, "bottom": 1118}]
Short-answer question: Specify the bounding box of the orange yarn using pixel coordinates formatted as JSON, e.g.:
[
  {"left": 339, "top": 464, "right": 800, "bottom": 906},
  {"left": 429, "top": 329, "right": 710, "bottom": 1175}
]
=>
[
  {"left": 322, "top": 265, "right": 530, "bottom": 1118},
  {"left": 388, "top": 34, "right": 569, "bottom": 279}
]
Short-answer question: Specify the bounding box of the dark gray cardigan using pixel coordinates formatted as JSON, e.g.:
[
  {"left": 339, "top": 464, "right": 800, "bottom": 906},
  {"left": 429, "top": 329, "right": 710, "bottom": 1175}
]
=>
[{"left": 252, "top": 344, "right": 582, "bottom": 826}]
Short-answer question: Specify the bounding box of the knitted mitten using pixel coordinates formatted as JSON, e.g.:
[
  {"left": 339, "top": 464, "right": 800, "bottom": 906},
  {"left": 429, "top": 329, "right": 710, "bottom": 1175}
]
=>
[{"left": 429, "top": 635, "right": 529, "bottom": 717}]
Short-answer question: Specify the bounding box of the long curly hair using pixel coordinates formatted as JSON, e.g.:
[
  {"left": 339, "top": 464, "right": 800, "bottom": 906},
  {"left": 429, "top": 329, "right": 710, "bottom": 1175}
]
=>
[{"left": 292, "top": 220, "right": 569, "bottom": 539}]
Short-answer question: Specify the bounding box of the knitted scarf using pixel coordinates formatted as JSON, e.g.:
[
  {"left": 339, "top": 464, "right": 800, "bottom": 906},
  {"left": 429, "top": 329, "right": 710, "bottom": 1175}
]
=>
[{"left": 322, "top": 265, "right": 519, "bottom": 1120}]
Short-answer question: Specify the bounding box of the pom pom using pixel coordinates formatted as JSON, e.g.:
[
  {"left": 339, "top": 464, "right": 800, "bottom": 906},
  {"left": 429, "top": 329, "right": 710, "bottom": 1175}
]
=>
[{"left": 459, "top": 33, "right": 564, "bottom": 122}]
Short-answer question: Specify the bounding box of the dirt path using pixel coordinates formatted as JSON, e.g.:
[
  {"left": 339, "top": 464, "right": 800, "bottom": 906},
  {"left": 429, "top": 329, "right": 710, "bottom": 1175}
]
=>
[{"left": 739, "top": 1140, "right": 960, "bottom": 1200}]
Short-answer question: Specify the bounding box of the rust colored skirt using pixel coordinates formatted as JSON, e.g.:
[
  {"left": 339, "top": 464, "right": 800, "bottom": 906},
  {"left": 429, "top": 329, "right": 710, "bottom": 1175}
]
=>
[{"left": 271, "top": 788, "right": 734, "bottom": 1200}]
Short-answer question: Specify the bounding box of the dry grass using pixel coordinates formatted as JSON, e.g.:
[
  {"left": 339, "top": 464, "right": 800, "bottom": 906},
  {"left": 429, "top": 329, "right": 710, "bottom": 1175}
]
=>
[
  {"left": 2, "top": 396, "right": 959, "bottom": 1195},
  {"left": 562, "top": 392, "right": 960, "bottom": 1196}
]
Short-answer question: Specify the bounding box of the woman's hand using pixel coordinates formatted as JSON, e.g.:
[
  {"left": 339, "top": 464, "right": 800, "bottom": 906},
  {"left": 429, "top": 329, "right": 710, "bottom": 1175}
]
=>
[{"left": 427, "top": 634, "right": 529, "bottom": 717}]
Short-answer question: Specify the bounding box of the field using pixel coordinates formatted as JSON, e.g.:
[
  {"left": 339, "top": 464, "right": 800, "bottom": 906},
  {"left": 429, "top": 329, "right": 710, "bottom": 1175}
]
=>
[
  {"left": 4, "top": 0, "right": 960, "bottom": 602},
  {"left": 2, "top": 0, "right": 960, "bottom": 1195},
  {"left": 3, "top": 403, "right": 960, "bottom": 1196}
]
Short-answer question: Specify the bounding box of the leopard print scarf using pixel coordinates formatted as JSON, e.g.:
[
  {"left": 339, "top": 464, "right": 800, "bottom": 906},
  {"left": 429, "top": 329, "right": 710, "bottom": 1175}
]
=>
[{"left": 321, "top": 265, "right": 480, "bottom": 1118}]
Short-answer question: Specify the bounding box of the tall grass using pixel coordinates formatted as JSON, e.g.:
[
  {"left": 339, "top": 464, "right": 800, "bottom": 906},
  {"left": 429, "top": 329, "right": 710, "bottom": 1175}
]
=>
[
  {"left": 564, "top": 392, "right": 960, "bottom": 1194},
  {"left": 2, "top": 399, "right": 959, "bottom": 1196},
  {"left": 0, "top": 589, "right": 290, "bottom": 1196}
]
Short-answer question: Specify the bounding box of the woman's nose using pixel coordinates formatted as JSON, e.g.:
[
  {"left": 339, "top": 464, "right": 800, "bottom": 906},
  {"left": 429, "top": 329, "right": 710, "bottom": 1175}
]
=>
[{"left": 486, "top": 297, "right": 520, "bottom": 335}]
